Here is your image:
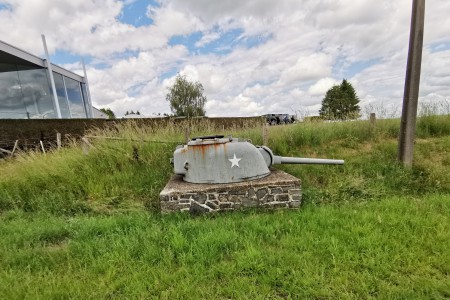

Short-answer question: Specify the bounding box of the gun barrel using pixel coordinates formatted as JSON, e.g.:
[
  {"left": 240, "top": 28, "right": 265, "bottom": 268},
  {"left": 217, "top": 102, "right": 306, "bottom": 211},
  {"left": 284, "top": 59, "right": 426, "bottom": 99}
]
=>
[{"left": 275, "top": 156, "right": 344, "bottom": 165}]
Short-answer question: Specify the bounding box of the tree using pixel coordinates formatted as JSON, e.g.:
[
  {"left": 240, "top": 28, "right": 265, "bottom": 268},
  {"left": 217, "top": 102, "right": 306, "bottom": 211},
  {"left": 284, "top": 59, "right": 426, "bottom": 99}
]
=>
[
  {"left": 166, "top": 74, "right": 207, "bottom": 117},
  {"left": 319, "top": 79, "right": 360, "bottom": 120},
  {"left": 100, "top": 108, "right": 116, "bottom": 119}
]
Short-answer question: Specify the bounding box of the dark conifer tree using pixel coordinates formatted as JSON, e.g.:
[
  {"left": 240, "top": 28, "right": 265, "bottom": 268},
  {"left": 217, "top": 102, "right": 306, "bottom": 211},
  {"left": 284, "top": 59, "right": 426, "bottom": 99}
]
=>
[{"left": 319, "top": 79, "right": 360, "bottom": 120}]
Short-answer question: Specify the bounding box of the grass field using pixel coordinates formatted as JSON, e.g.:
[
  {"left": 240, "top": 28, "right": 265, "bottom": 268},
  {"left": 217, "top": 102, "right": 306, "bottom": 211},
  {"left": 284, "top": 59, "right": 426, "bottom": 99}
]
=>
[{"left": 1, "top": 115, "right": 449, "bottom": 298}]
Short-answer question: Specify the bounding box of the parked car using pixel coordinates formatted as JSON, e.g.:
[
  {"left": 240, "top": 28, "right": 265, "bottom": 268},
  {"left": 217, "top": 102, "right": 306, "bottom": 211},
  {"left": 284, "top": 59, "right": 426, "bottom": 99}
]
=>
[{"left": 263, "top": 114, "right": 296, "bottom": 125}]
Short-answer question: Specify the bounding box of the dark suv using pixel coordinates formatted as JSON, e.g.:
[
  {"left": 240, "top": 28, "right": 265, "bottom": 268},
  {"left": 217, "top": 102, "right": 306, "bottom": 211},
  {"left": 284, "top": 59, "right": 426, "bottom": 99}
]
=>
[{"left": 263, "top": 114, "right": 295, "bottom": 125}]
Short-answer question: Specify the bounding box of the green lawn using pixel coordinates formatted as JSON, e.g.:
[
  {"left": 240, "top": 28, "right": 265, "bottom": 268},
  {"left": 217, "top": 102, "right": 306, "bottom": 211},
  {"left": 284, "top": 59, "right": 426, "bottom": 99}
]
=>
[{"left": 1, "top": 195, "right": 449, "bottom": 299}]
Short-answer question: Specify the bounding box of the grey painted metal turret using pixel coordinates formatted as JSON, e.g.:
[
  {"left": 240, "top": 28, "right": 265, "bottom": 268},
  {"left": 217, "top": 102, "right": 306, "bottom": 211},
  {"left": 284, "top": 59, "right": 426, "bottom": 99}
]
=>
[{"left": 173, "top": 135, "right": 344, "bottom": 184}]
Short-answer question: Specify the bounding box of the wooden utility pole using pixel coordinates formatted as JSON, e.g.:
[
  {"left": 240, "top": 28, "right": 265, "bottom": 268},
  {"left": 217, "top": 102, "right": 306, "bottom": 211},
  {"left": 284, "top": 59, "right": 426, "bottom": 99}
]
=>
[{"left": 398, "top": 0, "right": 425, "bottom": 167}]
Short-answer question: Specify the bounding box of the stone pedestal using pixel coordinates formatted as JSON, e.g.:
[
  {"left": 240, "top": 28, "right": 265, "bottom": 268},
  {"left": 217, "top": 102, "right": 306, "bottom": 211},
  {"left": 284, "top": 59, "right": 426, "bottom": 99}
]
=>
[{"left": 159, "top": 169, "right": 301, "bottom": 214}]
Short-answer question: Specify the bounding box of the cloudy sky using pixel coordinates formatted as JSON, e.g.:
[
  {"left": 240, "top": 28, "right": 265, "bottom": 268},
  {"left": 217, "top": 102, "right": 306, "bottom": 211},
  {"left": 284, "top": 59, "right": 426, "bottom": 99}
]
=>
[{"left": 1, "top": 0, "right": 449, "bottom": 118}]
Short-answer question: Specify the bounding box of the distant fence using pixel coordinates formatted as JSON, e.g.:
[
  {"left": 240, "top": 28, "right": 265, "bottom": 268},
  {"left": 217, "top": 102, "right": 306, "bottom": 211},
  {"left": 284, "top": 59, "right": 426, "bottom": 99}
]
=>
[{"left": 0, "top": 117, "right": 264, "bottom": 150}]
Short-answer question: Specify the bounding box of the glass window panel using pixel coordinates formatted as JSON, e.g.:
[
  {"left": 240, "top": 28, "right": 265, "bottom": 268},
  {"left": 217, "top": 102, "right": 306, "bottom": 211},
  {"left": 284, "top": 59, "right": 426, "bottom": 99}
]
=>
[
  {"left": 64, "top": 77, "right": 86, "bottom": 118},
  {"left": 17, "top": 66, "right": 56, "bottom": 119},
  {"left": 0, "top": 63, "right": 28, "bottom": 119},
  {"left": 81, "top": 83, "right": 92, "bottom": 118},
  {"left": 52, "top": 72, "right": 71, "bottom": 118},
  {"left": 0, "top": 63, "right": 18, "bottom": 72}
]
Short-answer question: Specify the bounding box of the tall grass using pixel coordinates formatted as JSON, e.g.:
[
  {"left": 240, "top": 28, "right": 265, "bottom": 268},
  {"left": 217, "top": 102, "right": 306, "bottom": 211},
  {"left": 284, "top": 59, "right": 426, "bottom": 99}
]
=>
[{"left": 1, "top": 115, "right": 449, "bottom": 215}]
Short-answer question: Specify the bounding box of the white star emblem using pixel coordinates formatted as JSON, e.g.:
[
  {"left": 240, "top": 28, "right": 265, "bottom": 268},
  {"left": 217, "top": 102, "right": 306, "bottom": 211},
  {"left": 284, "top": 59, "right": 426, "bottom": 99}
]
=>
[{"left": 228, "top": 154, "right": 242, "bottom": 168}]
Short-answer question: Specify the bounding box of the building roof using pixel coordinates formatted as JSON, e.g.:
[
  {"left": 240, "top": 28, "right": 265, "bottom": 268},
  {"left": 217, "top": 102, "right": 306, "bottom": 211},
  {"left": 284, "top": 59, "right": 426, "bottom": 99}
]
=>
[
  {"left": 92, "top": 107, "right": 109, "bottom": 119},
  {"left": 0, "top": 39, "right": 85, "bottom": 82}
]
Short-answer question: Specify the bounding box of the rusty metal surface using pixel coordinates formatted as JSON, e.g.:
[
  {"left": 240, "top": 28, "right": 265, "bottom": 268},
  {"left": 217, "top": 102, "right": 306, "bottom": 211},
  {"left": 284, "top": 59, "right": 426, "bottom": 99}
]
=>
[
  {"left": 172, "top": 135, "right": 344, "bottom": 184},
  {"left": 173, "top": 137, "right": 270, "bottom": 184}
]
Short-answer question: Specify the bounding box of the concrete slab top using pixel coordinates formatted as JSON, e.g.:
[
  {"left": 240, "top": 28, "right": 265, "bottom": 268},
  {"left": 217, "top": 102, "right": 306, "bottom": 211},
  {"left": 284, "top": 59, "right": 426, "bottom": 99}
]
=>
[{"left": 160, "top": 168, "right": 301, "bottom": 195}]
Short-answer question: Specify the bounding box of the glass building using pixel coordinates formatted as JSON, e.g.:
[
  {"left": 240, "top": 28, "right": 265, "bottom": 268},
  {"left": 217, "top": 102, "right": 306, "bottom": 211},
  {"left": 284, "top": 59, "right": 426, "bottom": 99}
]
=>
[{"left": 0, "top": 40, "right": 93, "bottom": 119}]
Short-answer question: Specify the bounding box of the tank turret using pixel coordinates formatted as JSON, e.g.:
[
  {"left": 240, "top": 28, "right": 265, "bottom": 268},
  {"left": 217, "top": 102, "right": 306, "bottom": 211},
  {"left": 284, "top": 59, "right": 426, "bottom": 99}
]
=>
[{"left": 172, "top": 135, "right": 344, "bottom": 184}]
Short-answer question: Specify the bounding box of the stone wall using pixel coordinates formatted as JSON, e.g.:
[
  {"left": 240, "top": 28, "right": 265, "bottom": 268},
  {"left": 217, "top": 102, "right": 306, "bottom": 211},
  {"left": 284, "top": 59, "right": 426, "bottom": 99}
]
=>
[{"left": 160, "top": 169, "right": 301, "bottom": 214}]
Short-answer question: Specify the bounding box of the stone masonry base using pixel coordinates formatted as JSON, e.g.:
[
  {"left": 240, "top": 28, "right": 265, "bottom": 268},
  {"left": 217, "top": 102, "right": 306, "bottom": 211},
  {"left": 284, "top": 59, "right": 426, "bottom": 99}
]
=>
[{"left": 159, "top": 169, "right": 301, "bottom": 214}]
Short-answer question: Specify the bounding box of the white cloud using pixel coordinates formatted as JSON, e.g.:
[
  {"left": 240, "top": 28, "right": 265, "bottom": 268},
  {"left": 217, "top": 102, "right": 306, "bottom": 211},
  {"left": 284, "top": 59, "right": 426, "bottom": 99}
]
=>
[
  {"left": 308, "top": 77, "right": 339, "bottom": 96},
  {"left": 206, "top": 94, "right": 264, "bottom": 117},
  {"left": 166, "top": 0, "right": 300, "bottom": 24},
  {"left": 195, "top": 31, "right": 221, "bottom": 48},
  {"left": 147, "top": 3, "right": 203, "bottom": 37},
  {"left": 280, "top": 53, "right": 333, "bottom": 85},
  {"left": 1, "top": 0, "right": 449, "bottom": 118}
]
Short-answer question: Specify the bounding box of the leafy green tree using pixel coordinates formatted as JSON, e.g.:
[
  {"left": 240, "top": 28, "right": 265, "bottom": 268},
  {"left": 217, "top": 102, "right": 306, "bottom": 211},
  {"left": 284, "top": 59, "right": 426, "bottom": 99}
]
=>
[
  {"left": 166, "top": 74, "right": 207, "bottom": 117},
  {"left": 99, "top": 108, "right": 116, "bottom": 119},
  {"left": 319, "top": 79, "right": 360, "bottom": 120}
]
